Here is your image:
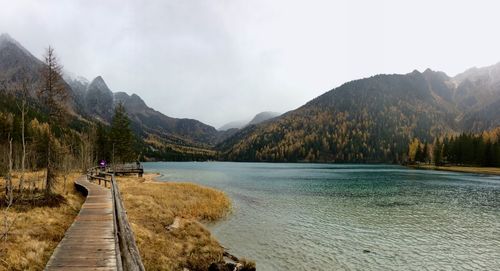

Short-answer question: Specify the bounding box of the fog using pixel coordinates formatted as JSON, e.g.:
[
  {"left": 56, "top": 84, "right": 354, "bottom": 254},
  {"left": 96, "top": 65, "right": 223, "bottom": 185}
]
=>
[{"left": 1, "top": 0, "right": 500, "bottom": 127}]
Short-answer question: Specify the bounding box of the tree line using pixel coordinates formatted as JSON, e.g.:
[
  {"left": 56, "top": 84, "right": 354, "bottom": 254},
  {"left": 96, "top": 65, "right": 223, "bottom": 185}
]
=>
[{"left": 407, "top": 129, "right": 500, "bottom": 167}]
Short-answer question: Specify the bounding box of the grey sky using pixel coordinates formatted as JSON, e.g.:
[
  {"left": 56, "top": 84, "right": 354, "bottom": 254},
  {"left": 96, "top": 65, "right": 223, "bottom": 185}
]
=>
[{"left": 1, "top": 0, "right": 500, "bottom": 127}]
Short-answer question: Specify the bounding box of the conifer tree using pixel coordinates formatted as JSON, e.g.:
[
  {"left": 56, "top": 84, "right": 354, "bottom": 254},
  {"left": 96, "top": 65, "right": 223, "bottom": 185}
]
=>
[
  {"left": 96, "top": 123, "right": 111, "bottom": 162},
  {"left": 109, "top": 103, "right": 136, "bottom": 164},
  {"left": 433, "top": 139, "right": 442, "bottom": 166},
  {"left": 422, "top": 142, "right": 429, "bottom": 164},
  {"left": 415, "top": 144, "right": 423, "bottom": 163}
]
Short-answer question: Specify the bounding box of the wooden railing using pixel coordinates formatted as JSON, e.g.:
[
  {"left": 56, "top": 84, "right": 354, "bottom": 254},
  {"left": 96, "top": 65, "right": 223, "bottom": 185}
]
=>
[
  {"left": 92, "top": 163, "right": 144, "bottom": 177},
  {"left": 112, "top": 163, "right": 144, "bottom": 171},
  {"left": 87, "top": 167, "right": 145, "bottom": 271}
]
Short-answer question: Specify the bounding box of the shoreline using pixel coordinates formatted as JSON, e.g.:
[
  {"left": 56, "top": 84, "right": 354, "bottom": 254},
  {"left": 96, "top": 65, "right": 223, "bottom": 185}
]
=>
[
  {"left": 144, "top": 172, "right": 253, "bottom": 270},
  {"left": 408, "top": 164, "right": 500, "bottom": 176},
  {"left": 144, "top": 172, "right": 247, "bottom": 267},
  {"left": 117, "top": 173, "right": 254, "bottom": 270}
]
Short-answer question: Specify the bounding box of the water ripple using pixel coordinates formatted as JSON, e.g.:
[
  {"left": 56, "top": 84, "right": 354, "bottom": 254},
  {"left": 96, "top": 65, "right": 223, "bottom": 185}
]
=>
[{"left": 146, "top": 162, "right": 500, "bottom": 271}]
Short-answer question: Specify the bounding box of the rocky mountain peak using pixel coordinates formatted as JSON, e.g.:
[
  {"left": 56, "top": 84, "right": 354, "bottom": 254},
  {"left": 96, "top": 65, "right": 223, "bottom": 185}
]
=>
[
  {"left": 0, "top": 33, "right": 18, "bottom": 47},
  {"left": 85, "top": 76, "right": 114, "bottom": 121},
  {"left": 248, "top": 111, "right": 281, "bottom": 126},
  {"left": 88, "top": 76, "right": 110, "bottom": 92},
  {"left": 453, "top": 62, "right": 500, "bottom": 85},
  {"left": 0, "top": 33, "right": 14, "bottom": 43},
  {"left": 0, "top": 33, "right": 35, "bottom": 58}
]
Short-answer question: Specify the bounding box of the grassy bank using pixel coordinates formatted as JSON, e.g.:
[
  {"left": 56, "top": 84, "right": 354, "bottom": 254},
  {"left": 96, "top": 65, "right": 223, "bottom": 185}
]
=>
[
  {"left": 409, "top": 164, "right": 500, "bottom": 175},
  {"left": 117, "top": 173, "right": 233, "bottom": 270},
  {"left": 0, "top": 172, "right": 84, "bottom": 271}
]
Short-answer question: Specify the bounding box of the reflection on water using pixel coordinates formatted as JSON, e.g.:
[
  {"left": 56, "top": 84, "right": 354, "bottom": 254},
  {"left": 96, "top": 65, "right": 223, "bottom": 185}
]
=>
[{"left": 144, "top": 162, "right": 500, "bottom": 271}]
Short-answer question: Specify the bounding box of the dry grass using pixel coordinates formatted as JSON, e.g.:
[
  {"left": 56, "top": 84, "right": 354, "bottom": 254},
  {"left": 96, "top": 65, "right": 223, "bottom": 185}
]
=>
[
  {"left": 117, "top": 174, "right": 232, "bottom": 271},
  {"left": 0, "top": 172, "right": 84, "bottom": 271},
  {"left": 411, "top": 164, "right": 500, "bottom": 175}
]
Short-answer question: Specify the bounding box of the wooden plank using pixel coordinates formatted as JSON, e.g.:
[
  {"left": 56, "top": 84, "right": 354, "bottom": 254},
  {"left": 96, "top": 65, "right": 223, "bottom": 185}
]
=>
[
  {"left": 47, "top": 268, "right": 116, "bottom": 271},
  {"left": 45, "top": 176, "right": 119, "bottom": 271},
  {"left": 50, "top": 167, "right": 145, "bottom": 271}
]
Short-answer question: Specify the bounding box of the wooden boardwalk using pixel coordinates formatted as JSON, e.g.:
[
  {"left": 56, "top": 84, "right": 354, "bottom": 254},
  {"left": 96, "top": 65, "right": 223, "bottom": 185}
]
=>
[{"left": 45, "top": 176, "right": 119, "bottom": 271}]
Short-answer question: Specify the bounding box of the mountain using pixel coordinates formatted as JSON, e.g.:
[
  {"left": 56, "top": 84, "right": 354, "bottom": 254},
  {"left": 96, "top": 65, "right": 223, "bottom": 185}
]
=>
[
  {"left": 1, "top": 33, "right": 219, "bottom": 160},
  {"left": 218, "top": 66, "right": 500, "bottom": 162},
  {"left": 63, "top": 74, "right": 89, "bottom": 113},
  {"left": 217, "top": 111, "right": 281, "bottom": 144},
  {"left": 112, "top": 90, "right": 219, "bottom": 145},
  {"left": 0, "top": 33, "right": 43, "bottom": 85},
  {"left": 0, "top": 33, "right": 85, "bottom": 116},
  {"left": 219, "top": 111, "right": 281, "bottom": 131},
  {"left": 219, "top": 120, "right": 248, "bottom": 131},
  {"left": 3, "top": 33, "right": 500, "bottom": 163},
  {"left": 84, "top": 76, "right": 115, "bottom": 122},
  {"left": 248, "top": 111, "right": 280, "bottom": 125},
  {"left": 65, "top": 75, "right": 220, "bottom": 156},
  {"left": 453, "top": 62, "right": 500, "bottom": 131}
]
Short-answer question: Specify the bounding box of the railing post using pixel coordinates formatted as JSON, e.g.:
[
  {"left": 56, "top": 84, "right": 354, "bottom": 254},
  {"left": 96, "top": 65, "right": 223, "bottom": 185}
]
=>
[{"left": 87, "top": 165, "right": 144, "bottom": 270}]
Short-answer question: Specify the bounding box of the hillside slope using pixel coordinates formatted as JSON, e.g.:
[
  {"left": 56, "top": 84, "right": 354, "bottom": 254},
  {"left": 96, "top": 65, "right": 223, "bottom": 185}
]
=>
[
  {"left": 0, "top": 33, "right": 220, "bottom": 160},
  {"left": 218, "top": 67, "right": 500, "bottom": 162}
]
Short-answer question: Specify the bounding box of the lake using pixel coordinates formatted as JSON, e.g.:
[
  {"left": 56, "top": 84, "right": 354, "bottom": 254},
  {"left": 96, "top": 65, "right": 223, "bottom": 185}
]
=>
[{"left": 143, "top": 162, "right": 500, "bottom": 270}]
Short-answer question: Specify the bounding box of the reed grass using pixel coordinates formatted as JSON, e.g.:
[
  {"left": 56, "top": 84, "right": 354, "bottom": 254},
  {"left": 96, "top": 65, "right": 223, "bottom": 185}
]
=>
[
  {"left": 117, "top": 174, "right": 232, "bottom": 271},
  {"left": 0, "top": 172, "right": 84, "bottom": 271}
]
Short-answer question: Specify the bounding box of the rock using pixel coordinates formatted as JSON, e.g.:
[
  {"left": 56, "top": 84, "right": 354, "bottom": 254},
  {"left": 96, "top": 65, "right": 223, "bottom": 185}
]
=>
[
  {"left": 208, "top": 262, "right": 236, "bottom": 271},
  {"left": 166, "top": 217, "right": 182, "bottom": 231}
]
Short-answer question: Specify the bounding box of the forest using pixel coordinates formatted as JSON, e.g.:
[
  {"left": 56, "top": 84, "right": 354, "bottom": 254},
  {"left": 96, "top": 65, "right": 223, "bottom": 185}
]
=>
[{"left": 407, "top": 128, "right": 500, "bottom": 167}]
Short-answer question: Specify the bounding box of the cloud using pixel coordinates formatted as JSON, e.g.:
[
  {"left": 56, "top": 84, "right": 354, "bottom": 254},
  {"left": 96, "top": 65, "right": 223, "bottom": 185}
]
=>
[{"left": 1, "top": 0, "right": 500, "bottom": 127}]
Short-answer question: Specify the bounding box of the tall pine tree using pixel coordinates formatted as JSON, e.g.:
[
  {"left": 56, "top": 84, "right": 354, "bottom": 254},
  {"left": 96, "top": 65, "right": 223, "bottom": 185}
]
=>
[
  {"left": 109, "top": 102, "right": 136, "bottom": 164},
  {"left": 433, "top": 139, "right": 442, "bottom": 166},
  {"left": 95, "top": 123, "right": 111, "bottom": 162},
  {"left": 422, "top": 142, "right": 429, "bottom": 164},
  {"left": 415, "top": 144, "right": 423, "bottom": 163}
]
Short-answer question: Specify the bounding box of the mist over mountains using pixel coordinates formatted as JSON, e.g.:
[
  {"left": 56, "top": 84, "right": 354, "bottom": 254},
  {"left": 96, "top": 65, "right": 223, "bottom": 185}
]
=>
[
  {"left": 218, "top": 111, "right": 281, "bottom": 131},
  {"left": 1, "top": 33, "right": 500, "bottom": 162},
  {"left": 218, "top": 65, "right": 500, "bottom": 162}
]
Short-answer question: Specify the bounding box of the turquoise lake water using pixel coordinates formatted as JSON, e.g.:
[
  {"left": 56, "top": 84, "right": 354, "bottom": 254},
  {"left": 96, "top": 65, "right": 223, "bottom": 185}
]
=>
[{"left": 143, "top": 162, "right": 500, "bottom": 271}]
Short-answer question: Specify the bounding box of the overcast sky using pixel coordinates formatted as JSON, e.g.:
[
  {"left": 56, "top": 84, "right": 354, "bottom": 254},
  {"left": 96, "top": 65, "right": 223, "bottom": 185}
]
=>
[{"left": 1, "top": 0, "right": 500, "bottom": 127}]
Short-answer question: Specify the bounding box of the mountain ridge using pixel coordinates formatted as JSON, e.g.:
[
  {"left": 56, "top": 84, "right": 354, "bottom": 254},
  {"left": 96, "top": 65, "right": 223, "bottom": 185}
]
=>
[
  {"left": 218, "top": 111, "right": 281, "bottom": 131},
  {"left": 2, "top": 33, "right": 500, "bottom": 162},
  {"left": 0, "top": 34, "right": 221, "bottom": 160},
  {"left": 218, "top": 67, "right": 500, "bottom": 162}
]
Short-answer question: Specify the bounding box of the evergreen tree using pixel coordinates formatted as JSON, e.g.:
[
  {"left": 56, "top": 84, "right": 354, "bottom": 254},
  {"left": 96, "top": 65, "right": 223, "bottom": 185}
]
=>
[
  {"left": 415, "top": 144, "right": 423, "bottom": 163},
  {"left": 493, "top": 142, "right": 500, "bottom": 166},
  {"left": 433, "top": 139, "right": 442, "bottom": 166},
  {"left": 109, "top": 103, "right": 136, "bottom": 164},
  {"left": 427, "top": 133, "right": 500, "bottom": 167},
  {"left": 96, "top": 123, "right": 111, "bottom": 162},
  {"left": 442, "top": 137, "right": 450, "bottom": 163},
  {"left": 483, "top": 140, "right": 494, "bottom": 167},
  {"left": 422, "top": 142, "right": 429, "bottom": 164}
]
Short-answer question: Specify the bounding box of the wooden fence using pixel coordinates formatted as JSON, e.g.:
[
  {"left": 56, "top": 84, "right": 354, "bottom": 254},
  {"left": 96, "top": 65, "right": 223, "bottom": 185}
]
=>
[{"left": 87, "top": 167, "right": 145, "bottom": 271}]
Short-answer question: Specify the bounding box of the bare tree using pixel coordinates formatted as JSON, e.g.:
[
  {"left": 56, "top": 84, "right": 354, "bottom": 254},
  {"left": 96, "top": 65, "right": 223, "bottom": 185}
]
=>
[
  {"left": 80, "top": 126, "right": 96, "bottom": 173},
  {"left": 15, "top": 79, "right": 30, "bottom": 192},
  {"left": 2, "top": 136, "right": 14, "bottom": 243},
  {"left": 38, "top": 46, "right": 68, "bottom": 195},
  {"left": 61, "top": 139, "right": 75, "bottom": 194},
  {"left": 5, "top": 136, "right": 13, "bottom": 206}
]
